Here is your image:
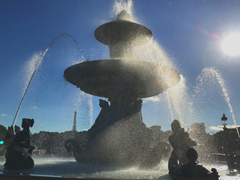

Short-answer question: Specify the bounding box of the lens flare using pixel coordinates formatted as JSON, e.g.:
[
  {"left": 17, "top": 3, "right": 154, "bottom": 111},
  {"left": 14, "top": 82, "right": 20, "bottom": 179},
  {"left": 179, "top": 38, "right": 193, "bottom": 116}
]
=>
[{"left": 221, "top": 32, "right": 240, "bottom": 57}]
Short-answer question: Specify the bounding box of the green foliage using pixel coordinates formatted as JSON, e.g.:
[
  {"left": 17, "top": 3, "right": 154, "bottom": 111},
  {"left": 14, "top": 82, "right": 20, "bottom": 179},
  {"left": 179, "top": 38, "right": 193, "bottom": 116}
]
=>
[
  {"left": 0, "top": 124, "right": 7, "bottom": 139},
  {"left": 31, "top": 131, "right": 76, "bottom": 156}
]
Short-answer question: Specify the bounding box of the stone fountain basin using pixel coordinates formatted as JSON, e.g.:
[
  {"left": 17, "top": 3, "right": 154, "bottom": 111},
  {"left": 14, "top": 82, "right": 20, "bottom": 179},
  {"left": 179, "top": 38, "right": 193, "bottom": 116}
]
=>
[{"left": 64, "top": 59, "right": 180, "bottom": 98}]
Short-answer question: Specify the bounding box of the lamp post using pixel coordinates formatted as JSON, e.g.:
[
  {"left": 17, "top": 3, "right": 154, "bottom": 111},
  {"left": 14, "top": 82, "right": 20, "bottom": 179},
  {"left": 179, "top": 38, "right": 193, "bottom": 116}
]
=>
[{"left": 221, "top": 113, "right": 228, "bottom": 131}]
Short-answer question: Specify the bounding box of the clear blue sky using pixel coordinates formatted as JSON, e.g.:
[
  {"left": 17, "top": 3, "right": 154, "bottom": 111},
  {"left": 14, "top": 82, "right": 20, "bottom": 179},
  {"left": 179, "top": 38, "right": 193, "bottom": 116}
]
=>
[{"left": 1, "top": 0, "right": 240, "bottom": 134}]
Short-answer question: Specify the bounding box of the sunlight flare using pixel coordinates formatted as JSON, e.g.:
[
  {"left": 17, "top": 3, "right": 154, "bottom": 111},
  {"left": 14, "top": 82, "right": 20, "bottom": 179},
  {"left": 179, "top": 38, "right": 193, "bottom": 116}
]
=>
[{"left": 221, "top": 32, "right": 240, "bottom": 57}]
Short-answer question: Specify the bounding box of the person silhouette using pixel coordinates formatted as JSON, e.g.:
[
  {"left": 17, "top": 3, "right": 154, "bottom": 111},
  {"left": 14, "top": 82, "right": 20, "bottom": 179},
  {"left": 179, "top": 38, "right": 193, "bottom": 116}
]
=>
[
  {"left": 174, "top": 148, "right": 219, "bottom": 179},
  {"left": 4, "top": 118, "right": 35, "bottom": 169},
  {"left": 168, "top": 120, "right": 197, "bottom": 173}
]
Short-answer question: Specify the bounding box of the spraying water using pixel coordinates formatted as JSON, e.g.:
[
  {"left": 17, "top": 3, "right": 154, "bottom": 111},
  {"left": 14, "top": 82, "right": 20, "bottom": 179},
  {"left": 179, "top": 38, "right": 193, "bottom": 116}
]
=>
[
  {"left": 166, "top": 92, "right": 174, "bottom": 122},
  {"left": 89, "top": 95, "right": 93, "bottom": 127},
  {"left": 195, "top": 67, "right": 240, "bottom": 138},
  {"left": 136, "top": 39, "right": 187, "bottom": 126},
  {"left": 112, "top": 0, "right": 134, "bottom": 21},
  {"left": 12, "top": 34, "right": 83, "bottom": 127},
  {"left": 166, "top": 78, "right": 187, "bottom": 126},
  {"left": 111, "top": 0, "right": 193, "bottom": 129}
]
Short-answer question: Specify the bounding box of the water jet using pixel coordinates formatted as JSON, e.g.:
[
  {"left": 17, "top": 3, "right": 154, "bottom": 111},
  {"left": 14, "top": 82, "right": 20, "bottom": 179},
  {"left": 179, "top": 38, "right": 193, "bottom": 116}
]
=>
[{"left": 12, "top": 34, "right": 82, "bottom": 127}]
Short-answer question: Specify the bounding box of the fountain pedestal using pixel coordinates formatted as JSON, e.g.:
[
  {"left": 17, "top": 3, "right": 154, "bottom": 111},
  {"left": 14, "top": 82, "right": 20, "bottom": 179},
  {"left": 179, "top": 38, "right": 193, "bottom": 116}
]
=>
[{"left": 64, "top": 11, "right": 180, "bottom": 168}]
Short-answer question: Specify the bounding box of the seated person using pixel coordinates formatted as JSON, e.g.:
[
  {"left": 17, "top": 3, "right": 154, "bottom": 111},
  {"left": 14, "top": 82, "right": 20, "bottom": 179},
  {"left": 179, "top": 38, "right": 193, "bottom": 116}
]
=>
[{"left": 175, "top": 148, "right": 219, "bottom": 179}]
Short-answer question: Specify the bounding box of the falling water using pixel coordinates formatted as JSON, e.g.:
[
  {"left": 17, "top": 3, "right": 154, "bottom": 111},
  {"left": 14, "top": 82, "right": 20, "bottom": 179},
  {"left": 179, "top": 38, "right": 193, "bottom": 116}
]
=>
[
  {"left": 12, "top": 34, "right": 83, "bottom": 127},
  {"left": 166, "top": 82, "right": 185, "bottom": 125},
  {"left": 166, "top": 92, "right": 174, "bottom": 122},
  {"left": 89, "top": 95, "right": 93, "bottom": 126},
  {"left": 135, "top": 39, "right": 187, "bottom": 126},
  {"left": 112, "top": 0, "right": 135, "bottom": 21},
  {"left": 111, "top": 0, "right": 187, "bottom": 126},
  {"left": 195, "top": 67, "right": 240, "bottom": 137}
]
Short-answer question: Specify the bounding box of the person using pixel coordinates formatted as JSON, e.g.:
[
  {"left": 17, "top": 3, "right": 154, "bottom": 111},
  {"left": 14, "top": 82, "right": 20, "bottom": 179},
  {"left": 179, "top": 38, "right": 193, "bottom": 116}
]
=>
[
  {"left": 174, "top": 148, "right": 219, "bottom": 179},
  {"left": 4, "top": 118, "right": 35, "bottom": 169},
  {"left": 168, "top": 120, "right": 197, "bottom": 173}
]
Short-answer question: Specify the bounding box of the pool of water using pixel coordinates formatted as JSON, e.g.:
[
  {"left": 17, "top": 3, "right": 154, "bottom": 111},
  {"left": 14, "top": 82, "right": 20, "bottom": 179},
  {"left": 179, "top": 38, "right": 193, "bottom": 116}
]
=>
[{"left": 0, "top": 157, "right": 239, "bottom": 179}]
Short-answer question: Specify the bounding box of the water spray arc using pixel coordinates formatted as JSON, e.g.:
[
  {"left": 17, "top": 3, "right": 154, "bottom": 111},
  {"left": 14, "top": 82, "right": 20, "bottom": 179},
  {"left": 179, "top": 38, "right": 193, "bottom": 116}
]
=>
[
  {"left": 12, "top": 34, "right": 83, "bottom": 127},
  {"left": 166, "top": 92, "right": 174, "bottom": 122},
  {"left": 165, "top": 81, "right": 186, "bottom": 126},
  {"left": 197, "top": 67, "right": 240, "bottom": 138}
]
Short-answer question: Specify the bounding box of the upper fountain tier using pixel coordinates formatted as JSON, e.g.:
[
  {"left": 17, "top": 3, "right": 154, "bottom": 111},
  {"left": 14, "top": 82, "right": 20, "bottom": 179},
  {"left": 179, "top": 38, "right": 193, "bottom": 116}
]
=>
[
  {"left": 94, "top": 10, "right": 153, "bottom": 59},
  {"left": 64, "top": 11, "right": 181, "bottom": 99}
]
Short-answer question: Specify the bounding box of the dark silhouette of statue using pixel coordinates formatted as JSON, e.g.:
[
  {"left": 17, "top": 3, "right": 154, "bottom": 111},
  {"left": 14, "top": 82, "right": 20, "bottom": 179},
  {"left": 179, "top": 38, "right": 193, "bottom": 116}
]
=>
[
  {"left": 170, "top": 148, "right": 219, "bottom": 179},
  {"left": 88, "top": 99, "right": 110, "bottom": 139},
  {"left": 4, "top": 118, "right": 35, "bottom": 169},
  {"left": 168, "top": 120, "right": 197, "bottom": 173}
]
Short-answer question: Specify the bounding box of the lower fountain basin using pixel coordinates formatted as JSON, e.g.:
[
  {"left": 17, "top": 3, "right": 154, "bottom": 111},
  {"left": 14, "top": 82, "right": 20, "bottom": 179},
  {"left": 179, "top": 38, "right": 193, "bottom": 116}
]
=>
[{"left": 64, "top": 59, "right": 181, "bottom": 98}]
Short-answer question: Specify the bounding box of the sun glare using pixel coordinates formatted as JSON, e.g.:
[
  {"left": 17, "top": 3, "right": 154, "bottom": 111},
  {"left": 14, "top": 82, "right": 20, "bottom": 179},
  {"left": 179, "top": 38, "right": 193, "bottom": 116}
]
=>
[{"left": 221, "top": 32, "right": 240, "bottom": 57}]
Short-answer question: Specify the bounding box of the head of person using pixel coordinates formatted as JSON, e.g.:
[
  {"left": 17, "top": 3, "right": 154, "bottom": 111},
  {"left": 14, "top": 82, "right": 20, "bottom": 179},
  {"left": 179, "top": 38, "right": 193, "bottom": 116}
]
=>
[
  {"left": 22, "top": 118, "right": 34, "bottom": 129},
  {"left": 171, "top": 120, "right": 181, "bottom": 133},
  {"left": 186, "top": 148, "right": 198, "bottom": 163}
]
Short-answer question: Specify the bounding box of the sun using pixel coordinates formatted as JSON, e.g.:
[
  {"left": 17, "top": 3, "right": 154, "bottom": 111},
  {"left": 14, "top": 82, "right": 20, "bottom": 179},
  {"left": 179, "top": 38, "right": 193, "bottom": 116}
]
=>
[{"left": 221, "top": 32, "right": 240, "bottom": 57}]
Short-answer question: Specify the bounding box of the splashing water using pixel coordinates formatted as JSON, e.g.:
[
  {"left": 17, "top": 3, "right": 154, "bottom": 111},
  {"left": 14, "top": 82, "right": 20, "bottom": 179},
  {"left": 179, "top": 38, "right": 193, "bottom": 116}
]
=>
[
  {"left": 136, "top": 40, "right": 174, "bottom": 67},
  {"left": 112, "top": 1, "right": 192, "bottom": 129},
  {"left": 12, "top": 34, "right": 83, "bottom": 127},
  {"left": 136, "top": 39, "right": 188, "bottom": 125},
  {"left": 112, "top": 0, "right": 134, "bottom": 21},
  {"left": 74, "top": 90, "right": 86, "bottom": 110},
  {"left": 166, "top": 92, "right": 174, "bottom": 122},
  {"left": 73, "top": 91, "right": 94, "bottom": 129},
  {"left": 166, "top": 77, "right": 188, "bottom": 126},
  {"left": 111, "top": 0, "right": 238, "bottom": 138},
  {"left": 112, "top": 1, "right": 187, "bottom": 126},
  {"left": 88, "top": 95, "right": 93, "bottom": 127},
  {"left": 195, "top": 67, "right": 240, "bottom": 138}
]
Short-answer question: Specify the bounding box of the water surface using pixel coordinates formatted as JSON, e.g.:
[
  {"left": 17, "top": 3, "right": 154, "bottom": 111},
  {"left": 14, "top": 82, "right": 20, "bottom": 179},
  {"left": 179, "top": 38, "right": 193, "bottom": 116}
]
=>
[{"left": 0, "top": 157, "right": 239, "bottom": 179}]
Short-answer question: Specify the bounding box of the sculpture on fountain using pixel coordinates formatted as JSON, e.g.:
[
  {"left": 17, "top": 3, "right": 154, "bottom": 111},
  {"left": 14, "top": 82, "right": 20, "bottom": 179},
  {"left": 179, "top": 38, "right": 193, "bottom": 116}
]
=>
[
  {"left": 64, "top": 10, "right": 180, "bottom": 168},
  {"left": 168, "top": 120, "right": 197, "bottom": 173},
  {"left": 4, "top": 118, "right": 35, "bottom": 170}
]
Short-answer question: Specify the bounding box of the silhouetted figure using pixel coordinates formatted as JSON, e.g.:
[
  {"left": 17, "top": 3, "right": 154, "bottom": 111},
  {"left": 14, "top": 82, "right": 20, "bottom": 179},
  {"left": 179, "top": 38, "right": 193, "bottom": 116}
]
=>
[
  {"left": 88, "top": 99, "right": 110, "bottom": 139},
  {"left": 14, "top": 125, "right": 21, "bottom": 134},
  {"left": 168, "top": 120, "right": 197, "bottom": 173},
  {"left": 94, "top": 99, "right": 110, "bottom": 126},
  {"left": 4, "top": 118, "right": 35, "bottom": 169},
  {"left": 171, "top": 148, "right": 219, "bottom": 179}
]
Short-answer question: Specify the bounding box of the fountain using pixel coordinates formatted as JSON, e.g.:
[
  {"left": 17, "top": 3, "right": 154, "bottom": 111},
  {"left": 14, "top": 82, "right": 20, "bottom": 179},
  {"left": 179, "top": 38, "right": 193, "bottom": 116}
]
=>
[{"left": 64, "top": 10, "right": 181, "bottom": 168}]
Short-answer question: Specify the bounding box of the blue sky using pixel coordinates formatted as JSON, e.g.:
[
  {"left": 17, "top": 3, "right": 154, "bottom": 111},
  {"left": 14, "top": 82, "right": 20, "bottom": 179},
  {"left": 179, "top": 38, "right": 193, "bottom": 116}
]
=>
[{"left": 1, "top": 0, "right": 240, "bottom": 134}]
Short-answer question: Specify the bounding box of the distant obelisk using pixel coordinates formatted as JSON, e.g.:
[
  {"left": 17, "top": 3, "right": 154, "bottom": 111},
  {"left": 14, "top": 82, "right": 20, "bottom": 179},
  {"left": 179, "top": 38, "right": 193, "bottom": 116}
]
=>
[{"left": 72, "top": 111, "right": 77, "bottom": 132}]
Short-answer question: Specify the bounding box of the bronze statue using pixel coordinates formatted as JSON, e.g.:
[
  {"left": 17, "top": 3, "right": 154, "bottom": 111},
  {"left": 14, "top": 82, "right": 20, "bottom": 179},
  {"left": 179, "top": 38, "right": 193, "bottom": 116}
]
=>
[
  {"left": 168, "top": 120, "right": 197, "bottom": 173},
  {"left": 4, "top": 118, "right": 35, "bottom": 169}
]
